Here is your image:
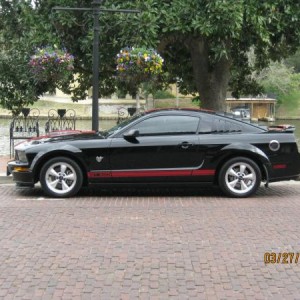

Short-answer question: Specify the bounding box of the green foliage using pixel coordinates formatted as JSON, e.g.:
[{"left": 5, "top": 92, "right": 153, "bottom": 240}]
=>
[
  {"left": 256, "top": 62, "right": 299, "bottom": 97},
  {"left": 116, "top": 47, "right": 164, "bottom": 87},
  {"left": 29, "top": 46, "right": 74, "bottom": 85},
  {"left": 254, "top": 61, "right": 300, "bottom": 110},
  {"left": 0, "top": 48, "right": 45, "bottom": 115},
  {"left": 153, "top": 90, "right": 175, "bottom": 99},
  {"left": 0, "top": 0, "right": 60, "bottom": 113},
  {"left": 192, "top": 96, "right": 201, "bottom": 106},
  {"left": 285, "top": 49, "right": 300, "bottom": 73},
  {"left": 280, "top": 73, "right": 300, "bottom": 110},
  {"left": 280, "top": 90, "right": 300, "bottom": 112},
  {"left": 1, "top": 0, "right": 300, "bottom": 112}
]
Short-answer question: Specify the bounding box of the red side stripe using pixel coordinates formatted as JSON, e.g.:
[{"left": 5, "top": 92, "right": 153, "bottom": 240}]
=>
[
  {"left": 272, "top": 164, "right": 287, "bottom": 169},
  {"left": 192, "top": 169, "right": 216, "bottom": 176},
  {"left": 88, "top": 169, "right": 215, "bottom": 178},
  {"left": 111, "top": 170, "right": 191, "bottom": 178},
  {"left": 88, "top": 172, "right": 111, "bottom": 178}
]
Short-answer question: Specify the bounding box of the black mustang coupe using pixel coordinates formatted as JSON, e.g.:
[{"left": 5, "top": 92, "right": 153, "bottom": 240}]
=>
[{"left": 7, "top": 108, "right": 300, "bottom": 198}]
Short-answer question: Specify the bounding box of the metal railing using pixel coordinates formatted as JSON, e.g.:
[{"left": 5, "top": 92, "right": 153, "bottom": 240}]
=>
[
  {"left": 117, "top": 107, "right": 137, "bottom": 124},
  {"left": 45, "top": 109, "right": 76, "bottom": 134},
  {"left": 9, "top": 108, "right": 40, "bottom": 157}
]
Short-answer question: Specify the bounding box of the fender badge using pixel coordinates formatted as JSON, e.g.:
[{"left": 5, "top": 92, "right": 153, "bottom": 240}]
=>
[{"left": 96, "top": 156, "right": 104, "bottom": 163}]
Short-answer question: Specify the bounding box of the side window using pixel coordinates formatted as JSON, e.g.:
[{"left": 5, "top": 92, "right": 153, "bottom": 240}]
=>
[
  {"left": 227, "top": 121, "right": 242, "bottom": 132},
  {"left": 133, "top": 115, "right": 199, "bottom": 136},
  {"left": 212, "top": 118, "right": 242, "bottom": 133},
  {"left": 215, "top": 119, "right": 226, "bottom": 132},
  {"left": 198, "top": 116, "right": 213, "bottom": 134}
]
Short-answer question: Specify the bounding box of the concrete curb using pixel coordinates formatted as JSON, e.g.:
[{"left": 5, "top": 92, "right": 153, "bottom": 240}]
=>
[{"left": 0, "top": 175, "right": 13, "bottom": 184}]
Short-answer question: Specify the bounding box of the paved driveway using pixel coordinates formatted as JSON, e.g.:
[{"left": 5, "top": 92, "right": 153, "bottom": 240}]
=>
[{"left": 0, "top": 183, "right": 300, "bottom": 299}]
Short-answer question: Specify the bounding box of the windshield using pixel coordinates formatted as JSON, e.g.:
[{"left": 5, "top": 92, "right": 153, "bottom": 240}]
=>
[{"left": 102, "top": 113, "right": 142, "bottom": 137}]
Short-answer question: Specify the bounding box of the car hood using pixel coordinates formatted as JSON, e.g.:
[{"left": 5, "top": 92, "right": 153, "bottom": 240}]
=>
[{"left": 15, "top": 130, "right": 103, "bottom": 149}]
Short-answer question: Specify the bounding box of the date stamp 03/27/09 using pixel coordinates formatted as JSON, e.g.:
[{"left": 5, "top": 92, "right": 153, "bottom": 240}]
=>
[{"left": 264, "top": 252, "right": 300, "bottom": 264}]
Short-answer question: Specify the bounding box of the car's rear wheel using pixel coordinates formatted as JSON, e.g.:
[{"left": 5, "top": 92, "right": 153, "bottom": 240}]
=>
[
  {"left": 219, "top": 157, "right": 261, "bottom": 198},
  {"left": 40, "top": 157, "right": 83, "bottom": 198}
]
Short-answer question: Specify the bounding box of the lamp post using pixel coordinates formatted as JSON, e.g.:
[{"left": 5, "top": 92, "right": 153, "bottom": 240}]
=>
[
  {"left": 92, "top": 0, "right": 101, "bottom": 132},
  {"left": 53, "top": 3, "right": 139, "bottom": 131}
]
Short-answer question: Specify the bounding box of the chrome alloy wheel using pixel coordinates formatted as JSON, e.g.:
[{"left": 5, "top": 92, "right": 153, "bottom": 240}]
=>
[
  {"left": 44, "top": 161, "right": 78, "bottom": 195},
  {"left": 225, "top": 162, "right": 256, "bottom": 195},
  {"left": 40, "top": 157, "right": 83, "bottom": 198}
]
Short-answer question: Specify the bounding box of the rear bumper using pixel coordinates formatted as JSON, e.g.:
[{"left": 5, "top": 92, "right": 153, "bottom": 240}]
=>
[
  {"left": 268, "top": 153, "right": 300, "bottom": 182},
  {"left": 269, "top": 174, "right": 300, "bottom": 183}
]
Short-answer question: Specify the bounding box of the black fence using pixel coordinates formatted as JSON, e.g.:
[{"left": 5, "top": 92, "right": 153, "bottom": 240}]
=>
[
  {"left": 45, "top": 109, "right": 76, "bottom": 134},
  {"left": 9, "top": 106, "right": 138, "bottom": 156},
  {"left": 9, "top": 108, "right": 40, "bottom": 157},
  {"left": 9, "top": 108, "right": 77, "bottom": 157},
  {"left": 117, "top": 107, "right": 137, "bottom": 124}
]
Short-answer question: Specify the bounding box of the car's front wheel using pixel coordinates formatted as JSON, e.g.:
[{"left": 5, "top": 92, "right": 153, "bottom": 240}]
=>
[
  {"left": 219, "top": 157, "right": 261, "bottom": 198},
  {"left": 40, "top": 157, "right": 83, "bottom": 198}
]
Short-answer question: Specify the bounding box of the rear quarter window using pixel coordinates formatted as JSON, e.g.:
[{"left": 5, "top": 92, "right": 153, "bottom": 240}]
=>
[
  {"left": 198, "top": 114, "right": 265, "bottom": 134},
  {"left": 212, "top": 118, "right": 242, "bottom": 133}
]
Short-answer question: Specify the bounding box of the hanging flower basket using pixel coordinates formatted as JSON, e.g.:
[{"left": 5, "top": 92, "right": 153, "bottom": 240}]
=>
[
  {"left": 116, "top": 47, "right": 164, "bottom": 83},
  {"left": 29, "top": 46, "right": 74, "bottom": 83}
]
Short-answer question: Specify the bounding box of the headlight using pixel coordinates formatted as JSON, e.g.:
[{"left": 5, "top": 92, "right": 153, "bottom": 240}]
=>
[{"left": 16, "top": 150, "right": 28, "bottom": 163}]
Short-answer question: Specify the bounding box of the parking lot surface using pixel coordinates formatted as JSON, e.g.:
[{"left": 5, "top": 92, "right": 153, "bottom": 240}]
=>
[{"left": 0, "top": 182, "right": 300, "bottom": 299}]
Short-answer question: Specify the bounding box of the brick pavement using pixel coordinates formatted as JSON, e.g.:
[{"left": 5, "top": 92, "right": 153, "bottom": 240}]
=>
[
  {"left": 0, "top": 155, "right": 10, "bottom": 176},
  {"left": 0, "top": 182, "right": 300, "bottom": 299}
]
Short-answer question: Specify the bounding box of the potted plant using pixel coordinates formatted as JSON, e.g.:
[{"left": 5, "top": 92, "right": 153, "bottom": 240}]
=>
[
  {"left": 29, "top": 46, "right": 74, "bottom": 84},
  {"left": 116, "top": 47, "right": 164, "bottom": 112},
  {"left": 116, "top": 47, "right": 163, "bottom": 83}
]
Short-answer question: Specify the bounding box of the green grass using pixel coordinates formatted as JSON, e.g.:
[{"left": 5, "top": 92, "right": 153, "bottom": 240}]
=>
[
  {"left": 276, "top": 90, "right": 300, "bottom": 118},
  {"left": 0, "top": 97, "right": 199, "bottom": 118},
  {"left": 154, "top": 97, "right": 199, "bottom": 109},
  {"left": 0, "top": 100, "right": 90, "bottom": 117},
  {"left": 153, "top": 90, "right": 176, "bottom": 99},
  {"left": 4, "top": 96, "right": 300, "bottom": 119}
]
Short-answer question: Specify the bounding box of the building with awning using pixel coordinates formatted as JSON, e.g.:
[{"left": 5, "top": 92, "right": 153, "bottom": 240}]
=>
[{"left": 226, "top": 97, "right": 277, "bottom": 121}]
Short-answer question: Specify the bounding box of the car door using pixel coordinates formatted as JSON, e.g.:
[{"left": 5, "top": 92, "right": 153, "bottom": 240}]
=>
[
  {"left": 192, "top": 115, "right": 245, "bottom": 181},
  {"left": 108, "top": 114, "right": 202, "bottom": 182}
]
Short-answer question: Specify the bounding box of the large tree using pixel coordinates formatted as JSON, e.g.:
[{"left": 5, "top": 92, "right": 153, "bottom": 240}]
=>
[
  {"left": 154, "top": 0, "right": 300, "bottom": 110},
  {"left": 0, "top": 0, "right": 53, "bottom": 114},
  {"left": 285, "top": 49, "right": 300, "bottom": 73},
  {"left": 1, "top": 0, "right": 300, "bottom": 111}
]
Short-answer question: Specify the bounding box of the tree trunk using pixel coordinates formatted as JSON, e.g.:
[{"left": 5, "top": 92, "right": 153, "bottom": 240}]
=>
[
  {"left": 188, "top": 37, "right": 232, "bottom": 111},
  {"left": 136, "top": 91, "right": 141, "bottom": 113}
]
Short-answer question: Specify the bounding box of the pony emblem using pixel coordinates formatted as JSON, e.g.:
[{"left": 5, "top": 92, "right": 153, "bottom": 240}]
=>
[{"left": 96, "top": 156, "right": 104, "bottom": 163}]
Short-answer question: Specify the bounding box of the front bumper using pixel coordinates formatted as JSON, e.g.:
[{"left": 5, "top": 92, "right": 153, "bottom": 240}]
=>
[{"left": 7, "top": 161, "right": 35, "bottom": 186}]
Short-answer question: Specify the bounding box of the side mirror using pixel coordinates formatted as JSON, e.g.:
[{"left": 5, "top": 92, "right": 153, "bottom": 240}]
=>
[{"left": 123, "top": 129, "right": 140, "bottom": 139}]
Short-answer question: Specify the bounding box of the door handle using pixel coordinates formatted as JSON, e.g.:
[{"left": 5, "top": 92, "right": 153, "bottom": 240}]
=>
[{"left": 180, "top": 142, "right": 192, "bottom": 149}]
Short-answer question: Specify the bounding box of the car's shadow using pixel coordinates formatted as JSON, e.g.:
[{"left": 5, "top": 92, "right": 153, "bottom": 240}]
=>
[
  {"left": 15, "top": 185, "right": 223, "bottom": 198},
  {"left": 78, "top": 186, "right": 224, "bottom": 197},
  {"left": 13, "top": 182, "right": 300, "bottom": 199}
]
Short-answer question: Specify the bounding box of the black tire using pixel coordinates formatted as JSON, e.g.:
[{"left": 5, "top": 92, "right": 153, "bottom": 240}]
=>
[
  {"left": 218, "top": 157, "right": 261, "bottom": 198},
  {"left": 40, "top": 157, "right": 83, "bottom": 198}
]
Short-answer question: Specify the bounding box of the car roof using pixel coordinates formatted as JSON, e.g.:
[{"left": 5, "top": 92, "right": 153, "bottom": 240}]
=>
[
  {"left": 144, "top": 108, "right": 243, "bottom": 119},
  {"left": 143, "top": 108, "right": 265, "bottom": 130},
  {"left": 145, "top": 108, "right": 215, "bottom": 115}
]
